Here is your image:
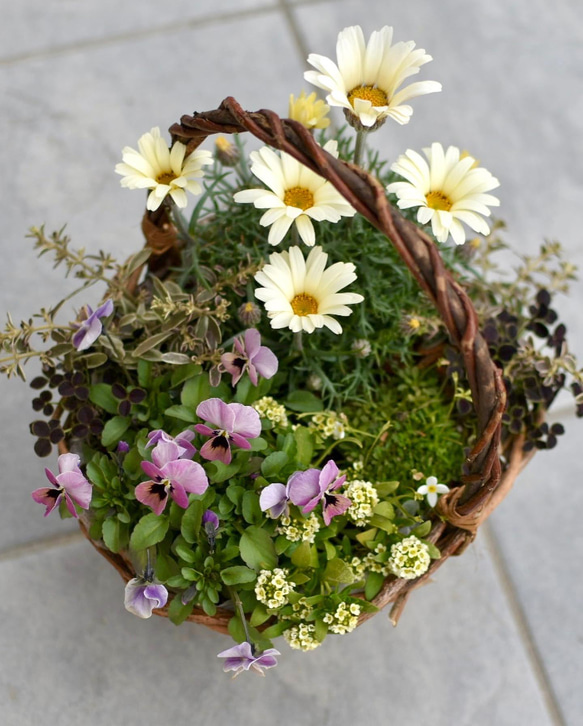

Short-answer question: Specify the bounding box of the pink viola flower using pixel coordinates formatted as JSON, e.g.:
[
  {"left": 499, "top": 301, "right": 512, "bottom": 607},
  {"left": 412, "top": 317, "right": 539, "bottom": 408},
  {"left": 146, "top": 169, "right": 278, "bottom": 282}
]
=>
[
  {"left": 32, "top": 453, "right": 92, "bottom": 517},
  {"left": 146, "top": 428, "right": 196, "bottom": 459},
  {"left": 136, "top": 440, "right": 208, "bottom": 515},
  {"left": 287, "top": 460, "right": 351, "bottom": 526},
  {"left": 217, "top": 642, "right": 280, "bottom": 677},
  {"left": 124, "top": 577, "right": 168, "bottom": 618},
  {"left": 194, "top": 398, "right": 261, "bottom": 465},
  {"left": 72, "top": 299, "right": 114, "bottom": 351},
  {"left": 221, "top": 328, "right": 278, "bottom": 386}
]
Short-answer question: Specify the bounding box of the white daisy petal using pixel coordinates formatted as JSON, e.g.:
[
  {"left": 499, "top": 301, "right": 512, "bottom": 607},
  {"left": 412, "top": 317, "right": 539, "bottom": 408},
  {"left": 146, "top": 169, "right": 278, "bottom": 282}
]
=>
[
  {"left": 388, "top": 142, "right": 500, "bottom": 245},
  {"left": 306, "top": 25, "right": 440, "bottom": 128},
  {"left": 254, "top": 246, "right": 364, "bottom": 335}
]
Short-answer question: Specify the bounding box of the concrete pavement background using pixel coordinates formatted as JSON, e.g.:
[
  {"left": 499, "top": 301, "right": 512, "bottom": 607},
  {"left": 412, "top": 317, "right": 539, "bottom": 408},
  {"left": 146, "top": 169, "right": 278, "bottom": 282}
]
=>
[{"left": 1, "top": 2, "right": 581, "bottom": 724}]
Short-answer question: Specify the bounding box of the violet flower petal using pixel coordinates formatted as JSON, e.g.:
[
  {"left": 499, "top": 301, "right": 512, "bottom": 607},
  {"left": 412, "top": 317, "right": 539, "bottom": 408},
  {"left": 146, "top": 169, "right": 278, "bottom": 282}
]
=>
[
  {"left": 259, "top": 483, "right": 288, "bottom": 518},
  {"left": 229, "top": 403, "right": 261, "bottom": 439},
  {"left": 124, "top": 578, "right": 168, "bottom": 618},
  {"left": 200, "top": 436, "right": 231, "bottom": 465},
  {"left": 319, "top": 459, "right": 341, "bottom": 490},
  {"left": 73, "top": 315, "right": 104, "bottom": 351},
  {"left": 251, "top": 345, "right": 278, "bottom": 381},
  {"left": 197, "top": 398, "right": 235, "bottom": 431},
  {"left": 287, "top": 469, "right": 321, "bottom": 507},
  {"left": 135, "top": 481, "right": 168, "bottom": 515},
  {"left": 163, "top": 459, "right": 209, "bottom": 495},
  {"left": 31, "top": 487, "right": 62, "bottom": 516},
  {"left": 221, "top": 352, "right": 246, "bottom": 386},
  {"left": 57, "top": 470, "right": 92, "bottom": 509},
  {"left": 203, "top": 509, "right": 220, "bottom": 532},
  {"left": 243, "top": 328, "right": 262, "bottom": 359},
  {"left": 57, "top": 453, "right": 82, "bottom": 474},
  {"left": 322, "top": 493, "right": 352, "bottom": 526},
  {"left": 151, "top": 441, "right": 181, "bottom": 469},
  {"left": 229, "top": 432, "right": 253, "bottom": 450}
]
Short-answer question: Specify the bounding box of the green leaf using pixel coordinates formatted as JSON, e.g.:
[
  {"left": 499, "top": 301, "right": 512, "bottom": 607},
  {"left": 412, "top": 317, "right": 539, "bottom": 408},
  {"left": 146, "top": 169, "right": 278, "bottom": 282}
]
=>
[
  {"left": 314, "top": 619, "right": 328, "bottom": 643},
  {"left": 102, "top": 517, "right": 128, "bottom": 553},
  {"left": 124, "top": 247, "right": 152, "bottom": 277},
  {"left": 242, "top": 491, "right": 262, "bottom": 525},
  {"left": 167, "top": 596, "right": 194, "bottom": 626},
  {"left": 220, "top": 566, "right": 257, "bottom": 586},
  {"left": 79, "top": 352, "right": 108, "bottom": 369},
  {"left": 89, "top": 384, "right": 119, "bottom": 415},
  {"left": 248, "top": 437, "right": 268, "bottom": 452},
  {"left": 181, "top": 374, "right": 211, "bottom": 409},
  {"left": 129, "top": 513, "right": 170, "bottom": 551},
  {"left": 155, "top": 552, "right": 180, "bottom": 582},
  {"left": 239, "top": 526, "right": 278, "bottom": 571},
  {"left": 101, "top": 416, "right": 131, "bottom": 448},
  {"left": 323, "top": 541, "right": 336, "bottom": 560},
  {"left": 261, "top": 451, "right": 289, "bottom": 478},
  {"left": 164, "top": 404, "right": 196, "bottom": 423},
  {"left": 365, "top": 571, "right": 385, "bottom": 601},
  {"left": 355, "top": 528, "right": 378, "bottom": 545},
  {"left": 261, "top": 621, "right": 290, "bottom": 639},
  {"left": 86, "top": 460, "right": 105, "bottom": 488},
  {"left": 208, "top": 460, "right": 241, "bottom": 483},
  {"left": 132, "top": 332, "right": 173, "bottom": 358},
  {"left": 412, "top": 520, "right": 432, "bottom": 538},
  {"left": 294, "top": 426, "right": 314, "bottom": 467},
  {"left": 228, "top": 613, "right": 247, "bottom": 643},
  {"left": 284, "top": 390, "right": 323, "bottom": 412},
  {"left": 250, "top": 604, "right": 271, "bottom": 627},
  {"left": 373, "top": 501, "right": 395, "bottom": 519},
  {"left": 323, "top": 558, "right": 355, "bottom": 585},
  {"left": 291, "top": 540, "right": 317, "bottom": 569},
  {"left": 422, "top": 540, "right": 441, "bottom": 559},
  {"left": 181, "top": 500, "right": 204, "bottom": 544},
  {"left": 375, "top": 481, "right": 400, "bottom": 497},
  {"left": 170, "top": 363, "right": 202, "bottom": 388},
  {"left": 368, "top": 515, "right": 395, "bottom": 534}
]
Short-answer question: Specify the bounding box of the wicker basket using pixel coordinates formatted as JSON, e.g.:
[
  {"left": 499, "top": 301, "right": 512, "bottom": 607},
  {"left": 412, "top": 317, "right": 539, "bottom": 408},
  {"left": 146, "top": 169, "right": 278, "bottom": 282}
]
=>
[{"left": 70, "top": 99, "right": 534, "bottom": 634}]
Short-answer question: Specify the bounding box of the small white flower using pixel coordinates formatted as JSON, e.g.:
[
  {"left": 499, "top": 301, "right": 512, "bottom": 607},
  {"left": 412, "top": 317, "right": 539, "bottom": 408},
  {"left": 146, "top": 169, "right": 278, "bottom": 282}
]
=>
[
  {"left": 387, "top": 143, "right": 500, "bottom": 245},
  {"left": 304, "top": 25, "right": 441, "bottom": 130},
  {"left": 254, "top": 245, "right": 364, "bottom": 335},
  {"left": 233, "top": 140, "right": 355, "bottom": 247},
  {"left": 416, "top": 475, "right": 450, "bottom": 507},
  {"left": 115, "top": 127, "right": 213, "bottom": 211},
  {"left": 389, "top": 536, "right": 431, "bottom": 580}
]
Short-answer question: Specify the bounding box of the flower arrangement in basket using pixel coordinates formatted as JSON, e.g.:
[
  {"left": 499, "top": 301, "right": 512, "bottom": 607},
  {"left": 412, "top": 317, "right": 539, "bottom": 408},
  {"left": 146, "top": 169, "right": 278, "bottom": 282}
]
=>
[{"left": 3, "top": 24, "right": 582, "bottom": 677}]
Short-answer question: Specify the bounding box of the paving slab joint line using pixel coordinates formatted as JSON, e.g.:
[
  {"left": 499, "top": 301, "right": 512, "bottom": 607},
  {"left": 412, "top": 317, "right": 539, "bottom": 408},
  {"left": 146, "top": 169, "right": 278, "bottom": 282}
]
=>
[
  {"left": 0, "top": 2, "right": 281, "bottom": 67},
  {"left": 0, "top": 530, "right": 84, "bottom": 563},
  {"left": 482, "top": 521, "right": 567, "bottom": 726}
]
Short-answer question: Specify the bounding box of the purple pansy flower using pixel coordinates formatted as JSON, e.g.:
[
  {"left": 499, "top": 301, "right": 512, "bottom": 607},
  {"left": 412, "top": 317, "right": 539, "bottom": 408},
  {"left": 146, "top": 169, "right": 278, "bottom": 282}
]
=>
[
  {"left": 288, "top": 460, "right": 351, "bottom": 526},
  {"left": 136, "top": 440, "right": 208, "bottom": 515},
  {"left": 124, "top": 577, "right": 168, "bottom": 618},
  {"left": 32, "top": 453, "right": 92, "bottom": 517},
  {"left": 194, "top": 398, "right": 261, "bottom": 465},
  {"left": 221, "top": 328, "right": 278, "bottom": 386},
  {"left": 217, "top": 642, "right": 280, "bottom": 677},
  {"left": 72, "top": 299, "right": 114, "bottom": 351},
  {"left": 259, "top": 482, "right": 290, "bottom": 519},
  {"left": 146, "top": 428, "right": 196, "bottom": 459}
]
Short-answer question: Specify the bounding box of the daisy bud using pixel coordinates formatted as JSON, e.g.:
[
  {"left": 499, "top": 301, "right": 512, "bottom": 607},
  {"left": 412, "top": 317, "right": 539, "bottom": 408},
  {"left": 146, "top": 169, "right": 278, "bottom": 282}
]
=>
[
  {"left": 237, "top": 301, "right": 262, "bottom": 327},
  {"left": 215, "top": 136, "right": 240, "bottom": 167}
]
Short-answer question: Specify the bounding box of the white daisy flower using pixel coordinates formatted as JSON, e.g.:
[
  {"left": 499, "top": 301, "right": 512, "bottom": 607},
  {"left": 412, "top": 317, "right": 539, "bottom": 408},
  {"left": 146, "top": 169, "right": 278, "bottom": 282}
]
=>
[
  {"left": 233, "top": 140, "right": 356, "bottom": 247},
  {"left": 115, "top": 127, "right": 213, "bottom": 212},
  {"left": 416, "top": 476, "right": 450, "bottom": 507},
  {"left": 304, "top": 25, "right": 441, "bottom": 130},
  {"left": 254, "top": 246, "right": 364, "bottom": 334},
  {"left": 387, "top": 143, "right": 501, "bottom": 245}
]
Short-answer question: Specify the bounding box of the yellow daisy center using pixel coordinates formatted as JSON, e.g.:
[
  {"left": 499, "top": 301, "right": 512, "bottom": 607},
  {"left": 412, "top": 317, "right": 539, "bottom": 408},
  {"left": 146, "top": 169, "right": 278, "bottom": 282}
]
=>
[
  {"left": 291, "top": 293, "right": 319, "bottom": 316},
  {"left": 348, "top": 85, "right": 389, "bottom": 108},
  {"left": 425, "top": 191, "right": 453, "bottom": 211},
  {"left": 156, "top": 171, "right": 177, "bottom": 185},
  {"left": 284, "top": 186, "right": 314, "bottom": 211},
  {"left": 409, "top": 317, "right": 421, "bottom": 330}
]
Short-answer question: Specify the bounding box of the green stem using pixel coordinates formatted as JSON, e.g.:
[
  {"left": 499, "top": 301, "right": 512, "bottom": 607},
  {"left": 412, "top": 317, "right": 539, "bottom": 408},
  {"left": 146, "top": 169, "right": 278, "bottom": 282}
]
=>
[
  {"left": 293, "top": 330, "right": 304, "bottom": 352},
  {"left": 353, "top": 130, "right": 368, "bottom": 168},
  {"left": 230, "top": 588, "right": 252, "bottom": 644}
]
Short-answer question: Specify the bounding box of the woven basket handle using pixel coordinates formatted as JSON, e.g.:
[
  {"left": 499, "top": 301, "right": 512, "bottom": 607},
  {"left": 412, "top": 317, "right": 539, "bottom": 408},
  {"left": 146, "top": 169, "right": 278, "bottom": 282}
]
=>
[{"left": 167, "top": 97, "right": 507, "bottom": 527}]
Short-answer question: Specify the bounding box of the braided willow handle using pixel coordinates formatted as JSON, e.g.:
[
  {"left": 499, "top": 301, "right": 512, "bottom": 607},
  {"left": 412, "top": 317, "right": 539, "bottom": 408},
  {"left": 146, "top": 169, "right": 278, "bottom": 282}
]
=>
[{"left": 168, "top": 98, "right": 507, "bottom": 523}]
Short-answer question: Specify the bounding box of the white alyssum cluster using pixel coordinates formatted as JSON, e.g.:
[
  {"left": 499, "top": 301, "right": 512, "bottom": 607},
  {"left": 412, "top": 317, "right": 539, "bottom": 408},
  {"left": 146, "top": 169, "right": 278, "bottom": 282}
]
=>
[
  {"left": 351, "top": 544, "right": 392, "bottom": 578},
  {"left": 252, "top": 396, "right": 288, "bottom": 427},
  {"left": 283, "top": 622, "right": 322, "bottom": 651},
  {"left": 345, "top": 480, "right": 379, "bottom": 526},
  {"left": 323, "top": 601, "right": 361, "bottom": 634},
  {"left": 310, "top": 410, "right": 347, "bottom": 440},
  {"left": 255, "top": 568, "right": 295, "bottom": 609},
  {"left": 276, "top": 513, "right": 320, "bottom": 543},
  {"left": 388, "top": 536, "right": 431, "bottom": 580}
]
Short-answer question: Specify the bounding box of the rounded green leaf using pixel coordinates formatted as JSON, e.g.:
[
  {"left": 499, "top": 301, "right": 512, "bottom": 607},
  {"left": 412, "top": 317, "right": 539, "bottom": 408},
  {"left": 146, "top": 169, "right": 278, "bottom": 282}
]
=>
[{"left": 239, "top": 526, "right": 277, "bottom": 571}]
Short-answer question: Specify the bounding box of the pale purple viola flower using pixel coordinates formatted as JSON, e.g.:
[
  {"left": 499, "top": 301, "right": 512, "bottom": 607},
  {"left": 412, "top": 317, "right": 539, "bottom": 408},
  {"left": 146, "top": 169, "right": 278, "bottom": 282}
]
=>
[
  {"left": 124, "top": 577, "right": 168, "bottom": 618},
  {"left": 288, "top": 460, "right": 351, "bottom": 526},
  {"left": 146, "top": 428, "right": 196, "bottom": 459},
  {"left": 194, "top": 398, "right": 261, "bottom": 465},
  {"left": 259, "top": 482, "right": 290, "bottom": 519},
  {"left": 72, "top": 299, "right": 114, "bottom": 351},
  {"left": 136, "top": 440, "right": 208, "bottom": 515},
  {"left": 32, "top": 452, "right": 92, "bottom": 517},
  {"left": 221, "top": 328, "right": 278, "bottom": 386},
  {"left": 217, "top": 641, "right": 280, "bottom": 677}
]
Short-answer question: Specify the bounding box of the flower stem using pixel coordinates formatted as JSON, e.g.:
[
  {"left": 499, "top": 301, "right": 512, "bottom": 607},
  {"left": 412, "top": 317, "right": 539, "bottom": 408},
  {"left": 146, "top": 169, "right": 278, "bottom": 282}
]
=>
[
  {"left": 230, "top": 588, "right": 252, "bottom": 644},
  {"left": 353, "top": 130, "right": 368, "bottom": 168},
  {"left": 293, "top": 330, "right": 304, "bottom": 352}
]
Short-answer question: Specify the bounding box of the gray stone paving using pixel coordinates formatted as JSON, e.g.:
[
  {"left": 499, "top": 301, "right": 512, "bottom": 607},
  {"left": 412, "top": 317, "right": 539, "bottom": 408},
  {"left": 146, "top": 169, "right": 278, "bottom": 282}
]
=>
[{"left": 1, "top": 1, "right": 581, "bottom": 724}]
